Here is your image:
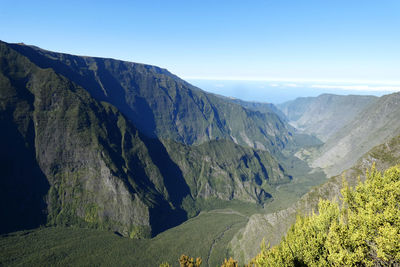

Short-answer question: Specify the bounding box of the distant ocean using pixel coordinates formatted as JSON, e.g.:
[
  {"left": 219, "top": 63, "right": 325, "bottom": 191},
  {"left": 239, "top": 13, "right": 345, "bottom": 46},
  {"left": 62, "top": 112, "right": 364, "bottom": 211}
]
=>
[{"left": 187, "top": 79, "right": 397, "bottom": 104}]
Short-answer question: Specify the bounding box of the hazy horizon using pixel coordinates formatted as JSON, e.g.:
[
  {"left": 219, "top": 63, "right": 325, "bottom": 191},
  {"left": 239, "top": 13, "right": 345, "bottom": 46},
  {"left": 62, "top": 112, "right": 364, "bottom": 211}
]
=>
[{"left": 188, "top": 79, "right": 397, "bottom": 104}]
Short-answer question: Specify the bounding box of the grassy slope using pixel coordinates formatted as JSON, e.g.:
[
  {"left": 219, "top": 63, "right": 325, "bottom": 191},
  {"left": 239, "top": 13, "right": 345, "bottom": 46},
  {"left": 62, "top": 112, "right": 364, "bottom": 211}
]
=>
[
  {"left": 0, "top": 210, "right": 250, "bottom": 267},
  {"left": 0, "top": 167, "right": 327, "bottom": 267},
  {"left": 0, "top": 170, "right": 327, "bottom": 266}
]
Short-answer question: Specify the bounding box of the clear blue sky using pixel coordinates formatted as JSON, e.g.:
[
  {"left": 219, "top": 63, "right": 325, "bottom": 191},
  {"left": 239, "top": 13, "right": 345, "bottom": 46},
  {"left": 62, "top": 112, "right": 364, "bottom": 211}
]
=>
[{"left": 1, "top": 0, "right": 400, "bottom": 83}]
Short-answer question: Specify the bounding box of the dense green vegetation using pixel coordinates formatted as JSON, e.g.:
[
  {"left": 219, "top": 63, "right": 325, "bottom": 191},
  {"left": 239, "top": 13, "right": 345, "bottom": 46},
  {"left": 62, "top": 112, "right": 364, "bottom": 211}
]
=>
[
  {"left": 164, "top": 139, "right": 293, "bottom": 205},
  {"left": 3, "top": 39, "right": 400, "bottom": 266},
  {"left": 0, "top": 40, "right": 190, "bottom": 237},
  {"left": 0, "top": 210, "right": 247, "bottom": 267},
  {"left": 1, "top": 40, "right": 305, "bottom": 239},
  {"left": 9, "top": 42, "right": 297, "bottom": 154},
  {"left": 253, "top": 165, "right": 400, "bottom": 266},
  {"left": 2, "top": 165, "right": 399, "bottom": 266}
]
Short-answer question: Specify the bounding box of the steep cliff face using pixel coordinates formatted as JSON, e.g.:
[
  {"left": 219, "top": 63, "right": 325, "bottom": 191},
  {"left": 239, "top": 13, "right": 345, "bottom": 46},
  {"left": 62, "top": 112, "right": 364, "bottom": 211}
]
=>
[
  {"left": 9, "top": 43, "right": 294, "bottom": 153},
  {"left": 0, "top": 50, "right": 49, "bottom": 234},
  {"left": 1, "top": 41, "right": 295, "bottom": 237},
  {"left": 164, "top": 139, "right": 291, "bottom": 205},
  {"left": 0, "top": 42, "right": 188, "bottom": 237}
]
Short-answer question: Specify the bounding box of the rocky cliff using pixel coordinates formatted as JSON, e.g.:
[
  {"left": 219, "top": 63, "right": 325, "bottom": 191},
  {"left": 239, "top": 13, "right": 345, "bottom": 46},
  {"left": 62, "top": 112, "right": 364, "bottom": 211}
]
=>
[
  {"left": 9, "top": 43, "right": 295, "bottom": 154},
  {"left": 0, "top": 41, "right": 293, "bottom": 237}
]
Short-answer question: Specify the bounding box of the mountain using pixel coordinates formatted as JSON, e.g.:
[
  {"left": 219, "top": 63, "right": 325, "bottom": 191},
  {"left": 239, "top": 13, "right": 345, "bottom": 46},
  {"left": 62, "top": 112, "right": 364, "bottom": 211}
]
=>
[
  {"left": 8, "top": 43, "right": 295, "bottom": 154},
  {"left": 229, "top": 98, "right": 324, "bottom": 150},
  {"left": 230, "top": 132, "right": 400, "bottom": 263},
  {"left": 7, "top": 40, "right": 389, "bottom": 266},
  {"left": 0, "top": 41, "right": 194, "bottom": 237},
  {"left": 164, "top": 139, "right": 291, "bottom": 207},
  {"left": 0, "top": 41, "right": 298, "bottom": 238},
  {"left": 276, "top": 93, "right": 400, "bottom": 177},
  {"left": 277, "top": 94, "right": 377, "bottom": 142},
  {"left": 225, "top": 98, "right": 287, "bottom": 122},
  {"left": 312, "top": 92, "right": 400, "bottom": 176}
]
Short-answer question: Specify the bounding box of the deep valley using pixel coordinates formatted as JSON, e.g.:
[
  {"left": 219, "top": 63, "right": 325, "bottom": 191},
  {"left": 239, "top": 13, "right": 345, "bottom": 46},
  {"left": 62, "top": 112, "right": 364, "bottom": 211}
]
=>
[{"left": 1, "top": 40, "right": 400, "bottom": 266}]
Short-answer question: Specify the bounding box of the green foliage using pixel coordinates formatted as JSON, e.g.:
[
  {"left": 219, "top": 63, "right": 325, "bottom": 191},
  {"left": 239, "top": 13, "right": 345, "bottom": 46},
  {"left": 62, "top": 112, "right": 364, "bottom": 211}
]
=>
[
  {"left": 84, "top": 204, "right": 99, "bottom": 223},
  {"left": 0, "top": 41, "right": 189, "bottom": 237},
  {"left": 368, "top": 134, "right": 400, "bottom": 167},
  {"left": 180, "top": 195, "right": 200, "bottom": 218},
  {"left": 129, "top": 225, "right": 151, "bottom": 239},
  {"left": 10, "top": 41, "right": 296, "bottom": 152},
  {"left": 164, "top": 138, "right": 293, "bottom": 205},
  {"left": 179, "top": 254, "right": 202, "bottom": 266},
  {"left": 162, "top": 254, "right": 240, "bottom": 267},
  {"left": 0, "top": 211, "right": 247, "bottom": 267},
  {"left": 1, "top": 41, "right": 311, "bottom": 240},
  {"left": 252, "top": 164, "right": 400, "bottom": 266},
  {"left": 220, "top": 257, "right": 239, "bottom": 267}
]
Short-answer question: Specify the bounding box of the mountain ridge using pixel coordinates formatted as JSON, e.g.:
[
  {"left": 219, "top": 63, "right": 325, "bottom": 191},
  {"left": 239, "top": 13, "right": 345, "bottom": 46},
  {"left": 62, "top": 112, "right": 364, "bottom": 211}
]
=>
[
  {"left": 9, "top": 42, "right": 295, "bottom": 154},
  {"left": 311, "top": 92, "right": 400, "bottom": 176},
  {"left": 277, "top": 93, "right": 377, "bottom": 142},
  {"left": 0, "top": 40, "right": 298, "bottom": 238},
  {"left": 2, "top": 40, "right": 399, "bottom": 266}
]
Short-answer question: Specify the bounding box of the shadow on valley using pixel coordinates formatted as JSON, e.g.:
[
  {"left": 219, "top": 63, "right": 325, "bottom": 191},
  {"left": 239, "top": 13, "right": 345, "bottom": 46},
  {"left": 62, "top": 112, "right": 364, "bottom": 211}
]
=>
[
  {"left": 93, "top": 112, "right": 190, "bottom": 237},
  {"left": 0, "top": 116, "right": 49, "bottom": 234},
  {"left": 141, "top": 136, "right": 192, "bottom": 236},
  {"left": 0, "top": 64, "right": 50, "bottom": 234}
]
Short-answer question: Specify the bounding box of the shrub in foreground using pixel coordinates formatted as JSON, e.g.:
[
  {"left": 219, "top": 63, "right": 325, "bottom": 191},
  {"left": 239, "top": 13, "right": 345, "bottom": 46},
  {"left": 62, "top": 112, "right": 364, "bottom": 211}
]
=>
[{"left": 252, "top": 164, "right": 400, "bottom": 266}]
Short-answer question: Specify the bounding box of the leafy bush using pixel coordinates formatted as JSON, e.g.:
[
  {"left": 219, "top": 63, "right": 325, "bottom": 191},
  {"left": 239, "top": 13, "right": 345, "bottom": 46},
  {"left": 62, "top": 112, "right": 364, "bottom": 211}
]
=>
[
  {"left": 161, "top": 255, "right": 239, "bottom": 267},
  {"left": 220, "top": 257, "right": 239, "bottom": 267},
  {"left": 178, "top": 254, "right": 202, "bottom": 267},
  {"left": 252, "top": 164, "right": 400, "bottom": 266}
]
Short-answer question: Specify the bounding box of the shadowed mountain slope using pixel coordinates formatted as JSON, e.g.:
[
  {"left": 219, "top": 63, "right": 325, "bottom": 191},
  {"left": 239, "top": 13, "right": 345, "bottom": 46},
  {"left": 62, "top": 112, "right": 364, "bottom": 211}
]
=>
[
  {"left": 9, "top": 43, "right": 295, "bottom": 154},
  {"left": 0, "top": 41, "right": 294, "bottom": 237},
  {"left": 0, "top": 41, "right": 192, "bottom": 237}
]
